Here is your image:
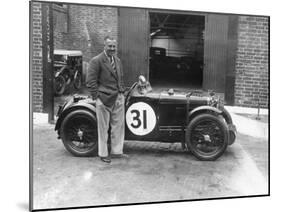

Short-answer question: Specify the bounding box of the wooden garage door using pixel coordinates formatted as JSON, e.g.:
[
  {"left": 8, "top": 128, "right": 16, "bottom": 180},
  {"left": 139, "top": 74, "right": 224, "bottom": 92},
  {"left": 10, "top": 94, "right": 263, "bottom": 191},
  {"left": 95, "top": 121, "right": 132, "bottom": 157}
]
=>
[
  {"left": 225, "top": 15, "right": 238, "bottom": 105},
  {"left": 203, "top": 14, "right": 229, "bottom": 93},
  {"left": 118, "top": 8, "right": 149, "bottom": 87}
]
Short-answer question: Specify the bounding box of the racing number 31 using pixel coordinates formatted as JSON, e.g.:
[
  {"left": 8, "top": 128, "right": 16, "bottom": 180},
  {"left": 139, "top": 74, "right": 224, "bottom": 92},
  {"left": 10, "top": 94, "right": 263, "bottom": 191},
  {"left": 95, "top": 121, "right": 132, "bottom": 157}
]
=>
[
  {"left": 130, "top": 110, "right": 147, "bottom": 129},
  {"left": 126, "top": 102, "right": 157, "bottom": 136}
]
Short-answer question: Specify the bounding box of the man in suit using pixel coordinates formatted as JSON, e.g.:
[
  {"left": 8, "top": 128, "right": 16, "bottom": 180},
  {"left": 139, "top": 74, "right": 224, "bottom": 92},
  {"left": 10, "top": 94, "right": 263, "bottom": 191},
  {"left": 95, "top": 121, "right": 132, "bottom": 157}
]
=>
[{"left": 87, "top": 35, "right": 128, "bottom": 163}]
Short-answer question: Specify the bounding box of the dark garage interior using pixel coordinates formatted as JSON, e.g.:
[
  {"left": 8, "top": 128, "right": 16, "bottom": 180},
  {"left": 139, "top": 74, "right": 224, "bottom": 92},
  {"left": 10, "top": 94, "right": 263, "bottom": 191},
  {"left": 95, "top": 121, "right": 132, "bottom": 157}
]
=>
[{"left": 149, "top": 12, "right": 205, "bottom": 90}]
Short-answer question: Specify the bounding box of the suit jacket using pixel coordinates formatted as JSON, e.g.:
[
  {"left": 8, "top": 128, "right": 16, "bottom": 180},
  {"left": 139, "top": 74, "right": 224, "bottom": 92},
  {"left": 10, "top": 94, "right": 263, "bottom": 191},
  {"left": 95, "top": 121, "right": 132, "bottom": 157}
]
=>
[{"left": 86, "top": 52, "right": 125, "bottom": 107}]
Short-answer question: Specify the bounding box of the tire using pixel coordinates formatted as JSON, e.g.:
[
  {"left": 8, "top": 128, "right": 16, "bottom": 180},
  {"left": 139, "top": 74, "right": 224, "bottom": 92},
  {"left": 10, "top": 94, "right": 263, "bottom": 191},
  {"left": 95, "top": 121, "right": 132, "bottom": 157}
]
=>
[
  {"left": 54, "top": 75, "right": 66, "bottom": 96},
  {"left": 186, "top": 113, "right": 229, "bottom": 161},
  {"left": 73, "top": 71, "right": 82, "bottom": 89},
  {"left": 60, "top": 109, "right": 98, "bottom": 157}
]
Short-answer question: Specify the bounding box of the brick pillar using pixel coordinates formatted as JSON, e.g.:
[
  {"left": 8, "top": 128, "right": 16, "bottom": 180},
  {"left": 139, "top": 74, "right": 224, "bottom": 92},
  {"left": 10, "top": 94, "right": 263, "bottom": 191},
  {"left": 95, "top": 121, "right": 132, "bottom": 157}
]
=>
[
  {"left": 31, "top": 2, "right": 43, "bottom": 112},
  {"left": 235, "top": 16, "right": 269, "bottom": 108},
  {"left": 41, "top": 3, "right": 54, "bottom": 121}
]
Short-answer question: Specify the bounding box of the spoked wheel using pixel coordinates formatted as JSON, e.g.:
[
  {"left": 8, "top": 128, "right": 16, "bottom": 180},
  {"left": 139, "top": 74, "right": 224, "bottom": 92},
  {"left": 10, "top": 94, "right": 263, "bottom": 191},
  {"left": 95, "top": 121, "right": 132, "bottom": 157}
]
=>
[
  {"left": 54, "top": 75, "right": 66, "bottom": 96},
  {"left": 186, "top": 113, "right": 228, "bottom": 161},
  {"left": 60, "top": 110, "right": 98, "bottom": 156},
  {"left": 73, "top": 71, "right": 82, "bottom": 89}
]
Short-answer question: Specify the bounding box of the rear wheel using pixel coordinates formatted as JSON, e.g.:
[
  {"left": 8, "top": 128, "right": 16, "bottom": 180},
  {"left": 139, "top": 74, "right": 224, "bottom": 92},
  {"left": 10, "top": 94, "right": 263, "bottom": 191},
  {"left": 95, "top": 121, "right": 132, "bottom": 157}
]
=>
[
  {"left": 60, "top": 109, "right": 98, "bottom": 156},
  {"left": 186, "top": 113, "right": 228, "bottom": 161}
]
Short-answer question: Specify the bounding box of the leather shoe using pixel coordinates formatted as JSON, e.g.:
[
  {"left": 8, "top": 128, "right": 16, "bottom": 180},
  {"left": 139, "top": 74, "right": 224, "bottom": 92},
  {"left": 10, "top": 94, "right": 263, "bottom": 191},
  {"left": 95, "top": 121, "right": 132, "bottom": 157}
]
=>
[
  {"left": 111, "top": 154, "right": 129, "bottom": 159},
  {"left": 100, "top": 157, "right": 111, "bottom": 163}
]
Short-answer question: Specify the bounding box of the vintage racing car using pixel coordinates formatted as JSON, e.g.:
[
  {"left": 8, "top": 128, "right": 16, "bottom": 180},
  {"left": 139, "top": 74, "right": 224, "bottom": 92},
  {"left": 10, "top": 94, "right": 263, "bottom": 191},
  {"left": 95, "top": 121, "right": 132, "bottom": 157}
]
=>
[{"left": 55, "top": 76, "right": 236, "bottom": 161}]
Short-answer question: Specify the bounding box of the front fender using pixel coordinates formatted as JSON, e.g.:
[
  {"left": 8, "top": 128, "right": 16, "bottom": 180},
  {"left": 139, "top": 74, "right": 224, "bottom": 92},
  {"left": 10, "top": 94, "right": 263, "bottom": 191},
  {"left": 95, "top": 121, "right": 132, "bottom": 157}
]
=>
[
  {"left": 221, "top": 107, "right": 233, "bottom": 125},
  {"left": 189, "top": 106, "right": 237, "bottom": 145},
  {"left": 189, "top": 105, "right": 222, "bottom": 120},
  {"left": 55, "top": 101, "right": 96, "bottom": 134},
  {"left": 221, "top": 107, "right": 236, "bottom": 145}
]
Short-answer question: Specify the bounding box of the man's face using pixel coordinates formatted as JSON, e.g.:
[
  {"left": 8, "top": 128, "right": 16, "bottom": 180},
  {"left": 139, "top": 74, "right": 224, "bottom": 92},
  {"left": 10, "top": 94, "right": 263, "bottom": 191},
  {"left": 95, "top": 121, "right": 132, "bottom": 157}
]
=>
[{"left": 104, "top": 39, "right": 117, "bottom": 57}]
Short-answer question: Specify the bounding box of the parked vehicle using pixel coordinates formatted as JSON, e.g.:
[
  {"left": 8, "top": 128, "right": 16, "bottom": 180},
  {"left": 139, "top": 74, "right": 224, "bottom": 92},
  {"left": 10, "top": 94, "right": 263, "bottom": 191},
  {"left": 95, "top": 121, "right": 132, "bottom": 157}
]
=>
[
  {"left": 149, "top": 47, "right": 203, "bottom": 79},
  {"left": 55, "top": 75, "right": 236, "bottom": 161},
  {"left": 53, "top": 50, "right": 83, "bottom": 95}
]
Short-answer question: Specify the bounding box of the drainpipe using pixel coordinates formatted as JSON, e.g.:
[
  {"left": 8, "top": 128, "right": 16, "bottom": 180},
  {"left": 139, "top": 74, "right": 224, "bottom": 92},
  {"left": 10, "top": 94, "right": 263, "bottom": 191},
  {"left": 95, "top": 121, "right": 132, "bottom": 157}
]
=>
[{"left": 256, "top": 98, "right": 261, "bottom": 120}]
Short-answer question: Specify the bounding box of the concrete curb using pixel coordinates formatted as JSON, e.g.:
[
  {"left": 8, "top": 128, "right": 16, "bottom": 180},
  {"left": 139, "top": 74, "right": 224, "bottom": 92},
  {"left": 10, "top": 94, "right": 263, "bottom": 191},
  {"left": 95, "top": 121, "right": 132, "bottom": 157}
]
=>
[
  {"left": 33, "top": 113, "right": 49, "bottom": 124},
  {"left": 231, "top": 113, "right": 268, "bottom": 139},
  {"left": 224, "top": 106, "right": 268, "bottom": 115},
  {"left": 224, "top": 106, "right": 268, "bottom": 139}
]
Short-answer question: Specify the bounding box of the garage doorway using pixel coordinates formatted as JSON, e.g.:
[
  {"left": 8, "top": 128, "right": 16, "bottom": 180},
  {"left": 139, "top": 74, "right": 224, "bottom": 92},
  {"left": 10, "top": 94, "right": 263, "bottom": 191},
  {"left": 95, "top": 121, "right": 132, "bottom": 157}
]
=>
[{"left": 149, "top": 12, "right": 205, "bottom": 90}]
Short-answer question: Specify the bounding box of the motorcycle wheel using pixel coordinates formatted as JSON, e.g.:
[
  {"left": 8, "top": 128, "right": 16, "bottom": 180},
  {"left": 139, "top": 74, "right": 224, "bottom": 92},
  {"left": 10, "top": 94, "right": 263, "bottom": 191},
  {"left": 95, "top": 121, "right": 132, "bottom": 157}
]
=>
[
  {"left": 73, "top": 71, "right": 82, "bottom": 89},
  {"left": 185, "top": 113, "right": 228, "bottom": 161},
  {"left": 54, "top": 75, "right": 66, "bottom": 96},
  {"left": 60, "top": 109, "right": 98, "bottom": 157}
]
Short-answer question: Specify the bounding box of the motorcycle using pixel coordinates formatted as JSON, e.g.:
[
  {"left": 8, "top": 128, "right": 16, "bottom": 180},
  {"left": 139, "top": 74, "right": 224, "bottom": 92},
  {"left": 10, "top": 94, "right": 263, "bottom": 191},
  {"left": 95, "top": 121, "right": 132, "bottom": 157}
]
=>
[{"left": 53, "top": 50, "right": 83, "bottom": 95}]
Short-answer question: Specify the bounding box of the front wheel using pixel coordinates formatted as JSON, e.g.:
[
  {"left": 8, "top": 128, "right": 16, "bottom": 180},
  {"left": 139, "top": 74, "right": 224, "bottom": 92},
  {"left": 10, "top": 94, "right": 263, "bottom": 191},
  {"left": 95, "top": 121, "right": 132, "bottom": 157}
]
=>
[
  {"left": 186, "top": 113, "right": 228, "bottom": 161},
  {"left": 60, "top": 109, "right": 98, "bottom": 156}
]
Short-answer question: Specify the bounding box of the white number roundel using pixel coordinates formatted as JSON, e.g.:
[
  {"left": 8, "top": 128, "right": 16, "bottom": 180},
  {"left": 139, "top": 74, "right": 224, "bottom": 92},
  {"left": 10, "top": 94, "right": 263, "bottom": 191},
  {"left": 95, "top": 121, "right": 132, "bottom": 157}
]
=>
[{"left": 126, "top": 102, "right": 157, "bottom": 136}]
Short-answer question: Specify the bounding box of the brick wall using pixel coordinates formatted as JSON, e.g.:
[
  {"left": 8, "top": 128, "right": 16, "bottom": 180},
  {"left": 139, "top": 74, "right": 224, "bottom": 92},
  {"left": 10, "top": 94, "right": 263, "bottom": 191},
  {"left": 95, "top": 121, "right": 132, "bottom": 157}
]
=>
[
  {"left": 32, "top": 3, "right": 118, "bottom": 113},
  {"left": 235, "top": 16, "right": 269, "bottom": 108},
  {"left": 53, "top": 5, "right": 118, "bottom": 63},
  {"left": 53, "top": 5, "right": 68, "bottom": 49},
  {"left": 52, "top": 5, "right": 118, "bottom": 83},
  {"left": 31, "top": 2, "right": 43, "bottom": 113}
]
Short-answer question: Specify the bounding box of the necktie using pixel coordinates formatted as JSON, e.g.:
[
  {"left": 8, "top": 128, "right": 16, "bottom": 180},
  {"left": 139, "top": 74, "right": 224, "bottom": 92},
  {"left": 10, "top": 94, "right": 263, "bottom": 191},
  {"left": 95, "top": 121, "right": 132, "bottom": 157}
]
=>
[{"left": 110, "top": 56, "right": 116, "bottom": 72}]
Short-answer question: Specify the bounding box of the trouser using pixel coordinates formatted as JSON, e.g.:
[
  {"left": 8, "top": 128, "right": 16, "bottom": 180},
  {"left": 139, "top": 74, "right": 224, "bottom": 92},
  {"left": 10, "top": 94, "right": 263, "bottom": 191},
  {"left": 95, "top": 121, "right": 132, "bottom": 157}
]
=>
[{"left": 96, "top": 93, "right": 125, "bottom": 157}]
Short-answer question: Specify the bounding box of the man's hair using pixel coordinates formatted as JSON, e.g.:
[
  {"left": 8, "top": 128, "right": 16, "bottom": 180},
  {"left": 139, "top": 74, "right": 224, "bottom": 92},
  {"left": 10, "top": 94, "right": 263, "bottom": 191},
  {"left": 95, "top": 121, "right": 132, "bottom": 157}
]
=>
[{"left": 104, "top": 35, "right": 115, "bottom": 42}]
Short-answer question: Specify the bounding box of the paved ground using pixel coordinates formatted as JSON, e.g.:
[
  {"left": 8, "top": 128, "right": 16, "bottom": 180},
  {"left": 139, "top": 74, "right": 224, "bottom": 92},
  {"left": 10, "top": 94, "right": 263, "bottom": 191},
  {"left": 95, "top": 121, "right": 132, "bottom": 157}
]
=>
[
  {"left": 32, "top": 112, "right": 268, "bottom": 210},
  {"left": 32, "top": 85, "right": 269, "bottom": 210}
]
